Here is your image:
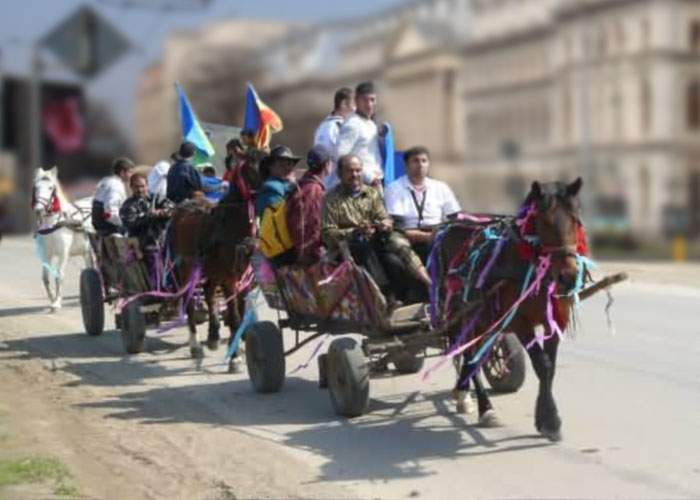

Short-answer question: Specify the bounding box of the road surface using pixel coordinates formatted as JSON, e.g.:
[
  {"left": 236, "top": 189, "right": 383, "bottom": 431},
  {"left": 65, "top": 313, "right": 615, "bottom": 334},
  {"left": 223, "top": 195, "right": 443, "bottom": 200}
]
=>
[{"left": 1, "top": 235, "right": 699, "bottom": 499}]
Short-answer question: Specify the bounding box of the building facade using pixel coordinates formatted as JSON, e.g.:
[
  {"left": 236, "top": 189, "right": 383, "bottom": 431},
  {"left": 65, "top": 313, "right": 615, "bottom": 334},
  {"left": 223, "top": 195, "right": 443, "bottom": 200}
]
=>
[
  {"left": 134, "top": 0, "right": 700, "bottom": 237},
  {"left": 461, "top": 0, "right": 700, "bottom": 237}
]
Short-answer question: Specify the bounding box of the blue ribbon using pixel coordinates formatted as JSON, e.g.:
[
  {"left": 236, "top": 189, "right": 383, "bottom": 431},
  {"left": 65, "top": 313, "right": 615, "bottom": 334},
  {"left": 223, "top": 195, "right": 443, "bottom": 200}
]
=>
[{"left": 224, "top": 288, "right": 261, "bottom": 362}]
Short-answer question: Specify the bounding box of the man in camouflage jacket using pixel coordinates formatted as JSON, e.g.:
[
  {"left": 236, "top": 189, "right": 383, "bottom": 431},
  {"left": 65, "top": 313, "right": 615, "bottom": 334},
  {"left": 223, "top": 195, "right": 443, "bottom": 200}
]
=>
[{"left": 322, "top": 154, "right": 431, "bottom": 304}]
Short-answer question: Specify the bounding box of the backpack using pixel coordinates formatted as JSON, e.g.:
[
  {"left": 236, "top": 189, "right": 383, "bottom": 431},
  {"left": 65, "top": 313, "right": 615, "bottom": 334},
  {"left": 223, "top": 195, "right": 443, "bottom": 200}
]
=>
[{"left": 259, "top": 197, "right": 294, "bottom": 259}]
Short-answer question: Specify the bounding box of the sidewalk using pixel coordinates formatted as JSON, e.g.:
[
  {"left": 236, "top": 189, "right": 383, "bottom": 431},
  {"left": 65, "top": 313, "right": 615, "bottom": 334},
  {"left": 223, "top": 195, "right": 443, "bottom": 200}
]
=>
[
  {"left": 3, "top": 235, "right": 698, "bottom": 290},
  {"left": 597, "top": 260, "right": 700, "bottom": 290}
]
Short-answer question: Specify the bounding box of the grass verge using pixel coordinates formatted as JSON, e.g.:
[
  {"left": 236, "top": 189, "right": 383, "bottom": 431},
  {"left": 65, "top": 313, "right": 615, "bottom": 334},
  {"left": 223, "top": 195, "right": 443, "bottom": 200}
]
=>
[{"left": 0, "top": 456, "right": 78, "bottom": 497}]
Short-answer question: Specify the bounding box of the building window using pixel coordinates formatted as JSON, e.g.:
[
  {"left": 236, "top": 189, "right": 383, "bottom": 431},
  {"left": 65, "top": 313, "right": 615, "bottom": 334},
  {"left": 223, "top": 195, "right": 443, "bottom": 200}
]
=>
[
  {"left": 641, "top": 17, "right": 651, "bottom": 49},
  {"left": 639, "top": 164, "right": 650, "bottom": 218},
  {"left": 597, "top": 25, "right": 608, "bottom": 58},
  {"left": 562, "top": 83, "right": 572, "bottom": 141},
  {"left": 615, "top": 20, "right": 626, "bottom": 52},
  {"left": 640, "top": 78, "right": 652, "bottom": 134},
  {"left": 691, "top": 21, "right": 700, "bottom": 52},
  {"left": 688, "top": 81, "right": 700, "bottom": 130}
]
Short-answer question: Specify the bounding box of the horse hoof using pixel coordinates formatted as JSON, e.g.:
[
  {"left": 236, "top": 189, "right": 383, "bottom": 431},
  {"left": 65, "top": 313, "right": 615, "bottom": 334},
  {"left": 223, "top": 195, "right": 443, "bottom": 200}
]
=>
[
  {"left": 228, "top": 358, "right": 242, "bottom": 374},
  {"left": 539, "top": 427, "right": 562, "bottom": 442},
  {"left": 452, "top": 389, "right": 475, "bottom": 415},
  {"left": 190, "top": 346, "right": 205, "bottom": 359},
  {"left": 479, "top": 410, "right": 504, "bottom": 428},
  {"left": 206, "top": 339, "right": 220, "bottom": 351}
]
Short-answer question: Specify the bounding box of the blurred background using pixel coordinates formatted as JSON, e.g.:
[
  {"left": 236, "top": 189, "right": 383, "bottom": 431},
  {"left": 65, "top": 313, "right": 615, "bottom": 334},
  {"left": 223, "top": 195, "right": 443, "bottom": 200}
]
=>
[{"left": 2, "top": 0, "right": 700, "bottom": 259}]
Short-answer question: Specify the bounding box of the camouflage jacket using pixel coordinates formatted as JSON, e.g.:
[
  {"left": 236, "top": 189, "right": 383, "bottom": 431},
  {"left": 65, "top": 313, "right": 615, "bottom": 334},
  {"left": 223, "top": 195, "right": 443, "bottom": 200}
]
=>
[{"left": 321, "top": 184, "right": 424, "bottom": 278}]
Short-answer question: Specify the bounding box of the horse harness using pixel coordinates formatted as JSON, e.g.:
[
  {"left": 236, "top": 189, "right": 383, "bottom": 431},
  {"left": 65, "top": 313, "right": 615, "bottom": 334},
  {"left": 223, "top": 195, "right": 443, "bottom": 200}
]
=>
[{"left": 33, "top": 181, "right": 90, "bottom": 236}]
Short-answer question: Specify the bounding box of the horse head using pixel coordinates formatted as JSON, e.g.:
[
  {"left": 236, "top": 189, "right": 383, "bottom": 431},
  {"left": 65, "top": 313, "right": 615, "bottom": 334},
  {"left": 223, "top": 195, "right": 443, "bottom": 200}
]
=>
[
  {"left": 524, "top": 177, "right": 584, "bottom": 292},
  {"left": 32, "top": 166, "right": 61, "bottom": 218},
  {"left": 240, "top": 150, "right": 266, "bottom": 192}
]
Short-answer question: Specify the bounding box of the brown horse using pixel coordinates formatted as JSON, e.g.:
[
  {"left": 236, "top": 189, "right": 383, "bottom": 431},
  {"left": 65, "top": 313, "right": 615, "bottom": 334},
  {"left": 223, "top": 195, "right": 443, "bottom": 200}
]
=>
[
  {"left": 170, "top": 157, "right": 262, "bottom": 369},
  {"left": 433, "top": 178, "right": 584, "bottom": 441}
]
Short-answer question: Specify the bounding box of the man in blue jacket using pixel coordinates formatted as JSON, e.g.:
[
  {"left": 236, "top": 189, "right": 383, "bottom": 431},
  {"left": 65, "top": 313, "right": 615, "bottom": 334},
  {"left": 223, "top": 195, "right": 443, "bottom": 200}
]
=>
[{"left": 166, "top": 142, "right": 202, "bottom": 204}]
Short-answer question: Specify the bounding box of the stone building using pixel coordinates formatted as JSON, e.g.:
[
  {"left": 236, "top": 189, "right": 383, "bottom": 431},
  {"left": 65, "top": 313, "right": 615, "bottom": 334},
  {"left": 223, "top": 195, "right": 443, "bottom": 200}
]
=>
[
  {"left": 461, "top": 0, "right": 700, "bottom": 237},
  {"left": 135, "top": 0, "right": 700, "bottom": 237}
]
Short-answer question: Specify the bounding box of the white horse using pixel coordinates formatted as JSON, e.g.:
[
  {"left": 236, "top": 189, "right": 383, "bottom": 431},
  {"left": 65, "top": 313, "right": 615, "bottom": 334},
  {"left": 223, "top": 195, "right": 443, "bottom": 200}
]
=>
[{"left": 32, "top": 166, "right": 94, "bottom": 311}]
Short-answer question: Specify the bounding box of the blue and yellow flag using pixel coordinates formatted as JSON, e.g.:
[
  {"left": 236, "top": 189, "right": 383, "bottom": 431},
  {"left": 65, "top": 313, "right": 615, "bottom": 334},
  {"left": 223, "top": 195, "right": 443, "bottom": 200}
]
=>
[
  {"left": 244, "top": 83, "right": 283, "bottom": 150},
  {"left": 176, "top": 83, "right": 215, "bottom": 161}
]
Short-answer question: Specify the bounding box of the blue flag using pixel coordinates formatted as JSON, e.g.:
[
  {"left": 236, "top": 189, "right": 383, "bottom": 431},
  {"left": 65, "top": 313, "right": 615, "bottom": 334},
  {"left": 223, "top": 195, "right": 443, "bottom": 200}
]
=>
[
  {"left": 381, "top": 123, "right": 406, "bottom": 187},
  {"left": 175, "top": 83, "right": 215, "bottom": 159},
  {"left": 381, "top": 122, "right": 395, "bottom": 187},
  {"left": 244, "top": 84, "right": 261, "bottom": 133}
]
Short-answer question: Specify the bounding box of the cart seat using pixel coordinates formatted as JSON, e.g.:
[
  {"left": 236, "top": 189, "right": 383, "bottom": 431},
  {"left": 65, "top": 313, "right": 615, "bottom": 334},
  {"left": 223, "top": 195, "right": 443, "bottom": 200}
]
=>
[{"left": 387, "top": 302, "right": 429, "bottom": 330}]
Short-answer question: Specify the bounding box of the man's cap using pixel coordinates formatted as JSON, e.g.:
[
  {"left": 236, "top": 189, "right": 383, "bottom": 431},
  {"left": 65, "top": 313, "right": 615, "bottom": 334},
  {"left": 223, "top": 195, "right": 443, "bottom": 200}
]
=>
[
  {"left": 268, "top": 145, "right": 301, "bottom": 164},
  {"left": 306, "top": 144, "right": 332, "bottom": 169},
  {"left": 178, "top": 141, "right": 196, "bottom": 159}
]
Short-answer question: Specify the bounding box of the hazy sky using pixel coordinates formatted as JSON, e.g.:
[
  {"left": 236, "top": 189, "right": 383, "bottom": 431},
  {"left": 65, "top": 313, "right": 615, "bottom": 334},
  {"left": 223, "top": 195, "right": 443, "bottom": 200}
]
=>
[{"left": 1, "top": 0, "right": 407, "bottom": 145}]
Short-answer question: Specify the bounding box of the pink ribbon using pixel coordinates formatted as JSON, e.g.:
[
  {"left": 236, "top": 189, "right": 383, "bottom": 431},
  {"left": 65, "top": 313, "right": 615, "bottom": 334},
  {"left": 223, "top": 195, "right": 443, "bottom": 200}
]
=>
[
  {"left": 317, "top": 260, "right": 351, "bottom": 286},
  {"left": 422, "top": 255, "right": 551, "bottom": 381},
  {"left": 288, "top": 334, "right": 329, "bottom": 375}
]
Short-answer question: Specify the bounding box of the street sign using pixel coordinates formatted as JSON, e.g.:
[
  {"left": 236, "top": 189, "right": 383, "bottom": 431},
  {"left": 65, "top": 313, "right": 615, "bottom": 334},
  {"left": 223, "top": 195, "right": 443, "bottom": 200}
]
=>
[{"left": 40, "top": 5, "right": 131, "bottom": 78}]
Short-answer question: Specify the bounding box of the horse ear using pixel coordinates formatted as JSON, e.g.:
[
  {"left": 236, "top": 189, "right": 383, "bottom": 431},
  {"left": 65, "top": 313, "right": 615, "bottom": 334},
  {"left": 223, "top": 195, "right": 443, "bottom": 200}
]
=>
[
  {"left": 50, "top": 166, "right": 58, "bottom": 177},
  {"left": 567, "top": 177, "right": 583, "bottom": 197},
  {"left": 530, "top": 181, "right": 542, "bottom": 199}
]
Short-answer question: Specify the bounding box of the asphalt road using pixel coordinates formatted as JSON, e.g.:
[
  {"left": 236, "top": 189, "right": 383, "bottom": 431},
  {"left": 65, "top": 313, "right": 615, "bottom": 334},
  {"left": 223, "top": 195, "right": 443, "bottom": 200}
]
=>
[{"left": 1, "top": 235, "right": 699, "bottom": 499}]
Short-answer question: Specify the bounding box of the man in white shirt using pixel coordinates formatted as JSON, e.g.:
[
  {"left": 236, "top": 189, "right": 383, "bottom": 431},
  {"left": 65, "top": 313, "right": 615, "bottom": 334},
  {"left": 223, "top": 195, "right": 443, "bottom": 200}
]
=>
[
  {"left": 147, "top": 158, "right": 172, "bottom": 201},
  {"left": 314, "top": 87, "right": 354, "bottom": 188},
  {"left": 92, "top": 157, "right": 134, "bottom": 235},
  {"left": 384, "top": 146, "right": 461, "bottom": 262},
  {"left": 335, "top": 81, "right": 383, "bottom": 188}
]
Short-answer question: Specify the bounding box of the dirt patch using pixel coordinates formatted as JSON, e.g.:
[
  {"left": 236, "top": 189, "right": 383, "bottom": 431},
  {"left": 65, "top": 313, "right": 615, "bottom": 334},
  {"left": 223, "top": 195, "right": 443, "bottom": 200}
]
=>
[{"left": 0, "top": 329, "right": 352, "bottom": 500}]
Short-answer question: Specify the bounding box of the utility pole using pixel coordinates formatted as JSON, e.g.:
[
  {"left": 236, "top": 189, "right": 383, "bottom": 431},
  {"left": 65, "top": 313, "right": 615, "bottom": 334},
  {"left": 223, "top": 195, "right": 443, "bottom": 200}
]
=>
[
  {"left": 577, "top": 18, "right": 595, "bottom": 243},
  {"left": 28, "top": 44, "right": 42, "bottom": 171},
  {"left": 0, "top": 47, "right": 4, "bottom": 155}
]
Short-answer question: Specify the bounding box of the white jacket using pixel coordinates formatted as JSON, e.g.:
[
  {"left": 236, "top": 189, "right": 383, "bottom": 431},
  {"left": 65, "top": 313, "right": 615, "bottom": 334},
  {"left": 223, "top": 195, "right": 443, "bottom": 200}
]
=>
[
  {"left": 314, "top": 114, "right": 343, "bottom": 152},
  {"left": 334, "top": 112, "right": 383, "bottom": 184},
  {"left": 314, "top": 114, "right": 344, "bottom": 188},
  {"left": 148, "top": 160, "right": 171, "bottom": 200},
  {"left": 94, "top": 175, "right": 127, "bottom": 226}
]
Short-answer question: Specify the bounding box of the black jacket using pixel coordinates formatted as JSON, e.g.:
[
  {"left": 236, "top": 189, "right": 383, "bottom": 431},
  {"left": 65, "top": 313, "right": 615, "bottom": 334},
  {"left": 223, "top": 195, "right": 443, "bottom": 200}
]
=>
[
  {"left": 166, "top": 159, "right": 202, "bottom": 204},
  {"left": 119, "top": 195, "right": 172, "bottom": 248}
]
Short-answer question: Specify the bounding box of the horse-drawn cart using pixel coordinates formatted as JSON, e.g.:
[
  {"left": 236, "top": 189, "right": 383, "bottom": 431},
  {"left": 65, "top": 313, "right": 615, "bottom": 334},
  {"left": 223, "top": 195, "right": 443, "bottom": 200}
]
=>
[
  {"left": 79, "top": 234, "right": 207, "bottom": 354},
  {"left": 245, "top": 250, "right": 527, "bottom": 417}
]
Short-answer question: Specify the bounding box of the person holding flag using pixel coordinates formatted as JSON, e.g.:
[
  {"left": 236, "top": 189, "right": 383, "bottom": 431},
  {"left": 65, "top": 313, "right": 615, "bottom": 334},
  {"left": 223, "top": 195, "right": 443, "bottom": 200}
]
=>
[
  {"left": 244, "top": 83, "right": 283, "bottom": 152},
  {"left": 167, "top": 83, "right": 217, "bottom": 203},
  {"left": 167, "top": 142, "right": 203, "bottom": 204}
]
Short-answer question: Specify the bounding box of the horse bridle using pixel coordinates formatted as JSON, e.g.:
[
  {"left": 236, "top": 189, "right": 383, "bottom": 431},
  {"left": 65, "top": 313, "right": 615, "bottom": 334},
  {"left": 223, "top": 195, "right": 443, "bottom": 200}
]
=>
[
  {"left": 533, "top": 209, "right": 583, "bottom": 260},
  {"left": 33, "top": 181, "right": 59, "bottom": 215}
]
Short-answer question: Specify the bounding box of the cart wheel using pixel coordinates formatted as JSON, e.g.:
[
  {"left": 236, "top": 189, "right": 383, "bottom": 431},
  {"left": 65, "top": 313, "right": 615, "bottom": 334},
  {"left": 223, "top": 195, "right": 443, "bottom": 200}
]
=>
[
  {"left": 327, "top": 337, "right": 369, "bottom": 417},
  {"left": 482, "top": 333, "right": 526, "bottom": 393},
  {"left": 318, "top": 353, "right": 328, "bottom": 389},
  {"left": 245, "top": 321, "right": 285, "bottom": 393},
  {"left": 391, "top": 351, "right": 424, "bottom": 374},
  {"left": 80, "top": 268, "right": 104, "bottom": 336},
  {"left": 121, "top": 300, "right": 146, "bottom": 354}
]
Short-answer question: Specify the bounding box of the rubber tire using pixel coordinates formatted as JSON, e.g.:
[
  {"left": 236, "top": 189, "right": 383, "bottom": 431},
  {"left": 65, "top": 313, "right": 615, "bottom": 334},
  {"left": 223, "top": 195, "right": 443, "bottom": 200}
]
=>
[
  {"left": 327, "top": 337, "right": 370, "bottom": 417},
  {"left": 80, "top": 268, "right": 104, "bottom": 336},
  {"left": 318, "top": 353, "right": 328, "bottom": 389},
  {"left": 482, "top": 333, "right": 526, "bottom": 393},
  {"left": 392, "top": 352, "right": 425, "bottom": 374},
  {"left": 121, "top": 300, "right": 146, "bottom": 354},
  {"left": 245, "top": 321, "right": 285, "bottom": 393}
]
